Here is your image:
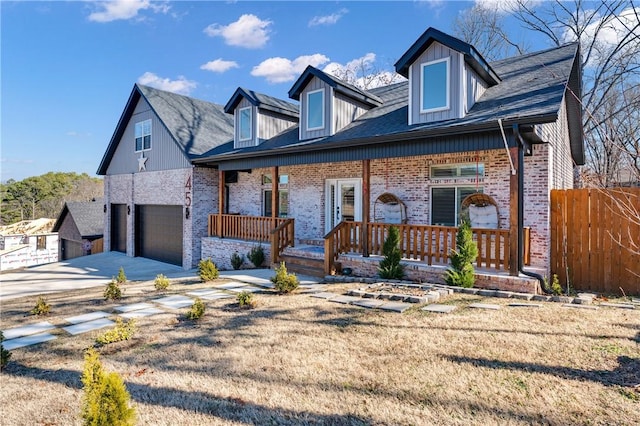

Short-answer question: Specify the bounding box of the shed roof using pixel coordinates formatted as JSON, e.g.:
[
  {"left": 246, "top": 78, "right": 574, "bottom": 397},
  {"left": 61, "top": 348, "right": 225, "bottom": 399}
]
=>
[{"left": 53, "top": 198, "right": 104, "bottom": 238}]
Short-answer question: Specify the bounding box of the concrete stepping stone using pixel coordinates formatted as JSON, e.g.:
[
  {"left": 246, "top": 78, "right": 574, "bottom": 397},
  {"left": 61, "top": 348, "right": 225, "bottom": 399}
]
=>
[
  {"left": 508, "top": 303, "right": 542, "bottom": 308},
  {"left": 562, "top": 304, "right": 599, "bottom": 310},
  {"left": 199, "top": 292, "right": 233, "bottom": 301},
  {"left": 3, "top": 333, "right": 57, "bottom": 350},
  {"left": 226, "top": 286, "right": 261, "bottom": 293},
  {"left": 113, "top": 303, "right": 155, "bottom": 313},
  {"left": 352, "top": 299, "right": 386, "bottom": 309},
  {"left": 152, "top": 295, "right": 194, "bottom": 309},
  {"left": 63, "top": 318, "right": 115, "bottom": 335},
  {"left": 186, "top": 288, "right": 221, "bottom": 297},
  {"left": 329, "top": 295, "right": 362, "bottom": 305},
  {"left": 119, "top": 307, "right": 165, "bottom": 319},
  {"left": 3, "top": 321, "right": 56, "bottom": 340},
  {"left": 213, "top": 282, "right": 249, "bottom": 290},
  {"left": 65, "top": 311, "right": 110, "bottom": 325},
  {"left": 469, "top": 303, "right": 501, "bottom": 310},
  {"left": 379, "top": 302, "right": 412, "bottom": 313},
  {"left": 599, "top": 302, "right": 635, "bottom": 309},
  {"left": 310, "top": 292, "right": 338, "bottom": 300},
  {"left": 632, "top": 298, "right": 640, "bottom": 304},
  {"left": 422, "top": 304, "right": 457, "bottom": 314}
]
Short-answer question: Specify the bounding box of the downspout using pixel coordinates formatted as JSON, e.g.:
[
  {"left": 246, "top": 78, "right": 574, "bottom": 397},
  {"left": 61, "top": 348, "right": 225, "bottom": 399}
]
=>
[{"left": 512, "top": 124, "right": 551, "bottom": 294}]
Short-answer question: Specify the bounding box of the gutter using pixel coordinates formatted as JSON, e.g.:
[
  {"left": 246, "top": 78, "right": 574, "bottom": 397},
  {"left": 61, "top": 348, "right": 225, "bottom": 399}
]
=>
[{"left": 513, "top": 124, "right": 552, "bottom": 294}]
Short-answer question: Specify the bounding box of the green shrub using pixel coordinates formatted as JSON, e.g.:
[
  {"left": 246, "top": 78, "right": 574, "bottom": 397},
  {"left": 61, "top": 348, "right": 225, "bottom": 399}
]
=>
[
  {"left": 95, "top": 318, "right": 137, "bottom": 345},
  {"left": 247, "top": 244, "right": 265, "bottom": 268},
  {"left": 271, "top": 262, "right": 299, "bottom": 294},
  {"left": 81, "top": 348, "right": 136, "bottom": 426},
  {"left": 186, "top": 298, "right": 206, "bottom": 320},
  {"left": 237, "top": 290, "right": 257, "bottom": 308},
  {"left": 115, "top": 267, "right": 127, "bottom": 284},
  {"left": 378, "top": 226, "right": 405, "bottom": 280},
  {"left": 154, "top": 274, "right": 170, "bottom": 291},
  {"left": 1, "top": 331, "right": 11, "bottom": 370},
  {"left": 230, "top": 252, "right": 244, "bottom": 270},
  {"left": 104, "top": 280, "right": 123, "bottom": 301},
  {"left": 198, "top": 258, "right": 219, "bottom": 282},
  {"left": 30, "top": 296, "right": 51, "bottom": 316},
  {"left": 445, "top": 220, "right": 478, "bottom": 288}
]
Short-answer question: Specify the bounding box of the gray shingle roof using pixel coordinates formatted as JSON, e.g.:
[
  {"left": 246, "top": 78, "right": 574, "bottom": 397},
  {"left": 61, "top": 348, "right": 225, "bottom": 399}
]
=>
[
  {"left": 224, "top": 87, "right": 299, "bottom": 117},
  {"left": 53, "top": 199, "right": 104, "bottom": 238}
]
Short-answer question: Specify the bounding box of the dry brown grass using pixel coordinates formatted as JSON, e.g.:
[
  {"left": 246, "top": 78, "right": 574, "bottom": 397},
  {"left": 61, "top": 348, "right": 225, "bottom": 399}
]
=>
[{"left": 1, "top": 279, "right": 639, "bottom": 425}]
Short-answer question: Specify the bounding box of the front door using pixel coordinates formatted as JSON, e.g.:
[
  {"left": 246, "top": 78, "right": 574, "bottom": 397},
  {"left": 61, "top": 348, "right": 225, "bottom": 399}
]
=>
[{"left": 325, "top": 179, "right": 362, "bottom": 233}]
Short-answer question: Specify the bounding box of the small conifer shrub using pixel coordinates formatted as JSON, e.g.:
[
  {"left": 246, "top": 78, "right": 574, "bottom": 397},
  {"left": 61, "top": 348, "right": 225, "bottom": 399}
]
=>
[
  {"left": 247, "top": 244, "right": 265, "bottom": 268},
  {"left": 30, "top": 296, "right": 51, "bottom": 316},
  {"left": 198, "top": 258, "right": 219, "bottom": 282},
  {"left": 271, "top": 262, "right": 299, "bottom": 294},
  {"left": 95, "top": 318, "right": 137, "bottom": 345},
  {"left": 81, "top": 348, "right": 136, "bottom": 426},
  {"left": 104, "top": 279, "right": 123, "bottom": 301},
  {"left": 186, "top": 298, "right": 206, "bottom": 320},
  {"left": 154, "top": 274, "right": 170, "bottom": 291},
  {"left": 1, "top": 331, "right": 11, "bottom": 370},
  {"left": 230, "top": 252, "right": 244, "bottom": 270},
  {"left": 445, "top": 220, "right": 479, "bottom": 288},
  {"left": 548, "top": 274, "right": 563, "bottom": 295},
  {"left": 115, "top": 267, "right": 127, "bottom": 284},
  {"left": 237, "top": 290, "right": 257, "bottom": 308},
  {"left": 378, "top": 226, "right": 405, "bottom": 280}
]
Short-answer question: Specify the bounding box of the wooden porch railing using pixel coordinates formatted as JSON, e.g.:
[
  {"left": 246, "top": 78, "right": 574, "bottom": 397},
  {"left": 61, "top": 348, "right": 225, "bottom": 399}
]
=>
[
  {"left": 270, "top": 219, "right": 295, "bottom": 264},
  {"left": 324, "top": 221, "right": 530, "bottom": 275},
  {"left": 208, "top": 214, "right": 290, "bottom": 242}
]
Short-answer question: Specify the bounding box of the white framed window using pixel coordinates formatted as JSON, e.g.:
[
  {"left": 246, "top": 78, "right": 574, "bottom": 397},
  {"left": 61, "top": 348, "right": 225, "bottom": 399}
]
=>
[
  {"left": 263, "top": 189, "right": 289, "bottom": 218},
  {"left": 420, "top": 57, "right": 450, "bottom": 113},
  {"left": 431, "top": 186, "right": 480, "bottom": 227},
  {"left": 135, "top": 119, "right": 151, "bottom": 152},
  {"left": 430, "top": 163, "right": 484, "bottom": 179},
  {"left": 238, "top": 107, "right": 252, "bottom": 141},
  {"left": 306, "top": 89, "right": 325, "bottom": 131}
]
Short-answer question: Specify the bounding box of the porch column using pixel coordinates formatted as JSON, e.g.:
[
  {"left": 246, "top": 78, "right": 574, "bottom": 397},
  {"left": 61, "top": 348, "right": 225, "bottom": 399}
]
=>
[
  {"left": 509, "top": 147, "right": 519, "bottom": 276},
  {"left": 271, "top": 166, "right": 279, "bottom": 218},
  {"left": 362, "top": 159, "right": 370, "bottom": 257},
  {"left": 218, "top": 169, "right": 225, "bottom": 238}
]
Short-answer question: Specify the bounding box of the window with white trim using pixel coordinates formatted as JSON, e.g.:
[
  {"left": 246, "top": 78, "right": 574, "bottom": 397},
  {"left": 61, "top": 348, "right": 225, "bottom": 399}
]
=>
[
  {"left": 135, "top": 119, "right": 151, "bottom": 152},
  {"left": 306, "top": 89, "right": 324, "bottom": 130},
  {"left": 430, "top": 163, "right": 484, "bottom": 179},
  {"left": 420, "top": 57, "right": 450, "bottom": 113},
  {"left": 238, "top": 107, "right": 252, "bottom": 141}
]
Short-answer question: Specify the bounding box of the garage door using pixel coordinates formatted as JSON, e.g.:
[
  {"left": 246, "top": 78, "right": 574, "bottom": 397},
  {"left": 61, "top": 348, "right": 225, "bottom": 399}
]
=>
[
  {"left": 61, "top": 239, "right": 83, "bottom": 261},
  {"left": 111, "top": 204, "right": 127, "bottom": 253},
  {"left": 135, "top": 205, "right": 183, "bottom": 266}
]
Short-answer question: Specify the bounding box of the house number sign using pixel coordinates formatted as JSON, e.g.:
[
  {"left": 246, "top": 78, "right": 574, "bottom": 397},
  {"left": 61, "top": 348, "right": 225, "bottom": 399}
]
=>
[{"left": 185, "top": 176, "right": 192, "bottom": 206}]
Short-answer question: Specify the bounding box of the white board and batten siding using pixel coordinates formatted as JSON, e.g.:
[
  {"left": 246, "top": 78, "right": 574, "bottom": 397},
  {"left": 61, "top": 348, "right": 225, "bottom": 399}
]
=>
[
  {"left": 409, "top": 41, "right": 463, "bottom": 125},
  {"left": 258, "top": 110, "right": 297, "bottom": 142},
  {"left": 466, "top": 64, "right": 488, "bottom": 113},
  {"left": 234, "top": 98, "right": 257, "bottom": 149},
  {"left": 299, "top": 77, "right": 333, "bottom": 140},
  {"left": 333, "top": 92, "right": 371, "bottom": 134},
  {"left": 106, "top": 97, "right": 191, "bottom": 175}
]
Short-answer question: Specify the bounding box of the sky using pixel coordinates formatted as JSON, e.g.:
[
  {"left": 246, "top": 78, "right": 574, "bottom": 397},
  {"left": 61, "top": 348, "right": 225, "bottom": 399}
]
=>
[{"left": 0, "top": 0, "right": 559, "bottom": 182}]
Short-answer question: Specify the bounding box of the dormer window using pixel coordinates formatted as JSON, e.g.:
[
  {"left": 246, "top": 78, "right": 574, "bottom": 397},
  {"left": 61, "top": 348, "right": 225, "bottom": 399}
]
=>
[
  {"left": 420, "top": 57, "right": 450, "bottom": 113},
  {"left": 135, "top": 119, "right": 151, "bottom": 152},
  {"left": 238, "top": 107, "right": 252, "bottom": 141},
  {"left": 306, "top": 89, "right": 325, "bottom": 130}
]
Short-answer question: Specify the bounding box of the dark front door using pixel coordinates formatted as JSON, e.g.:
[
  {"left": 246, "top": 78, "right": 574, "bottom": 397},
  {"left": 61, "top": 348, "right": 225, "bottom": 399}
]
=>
[
  {"left": 135, "top": 205, "right": 183, "bottom": 266},
  {"left": 110, "top": 204, "right": 127, "bottom": 253}
]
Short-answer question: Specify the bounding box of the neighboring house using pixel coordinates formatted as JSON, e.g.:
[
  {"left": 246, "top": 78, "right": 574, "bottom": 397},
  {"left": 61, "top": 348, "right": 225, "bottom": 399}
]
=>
[
  {"left": 53, "top": 198, "right": 105, "bottom": 261},
  {"left": 98, "top": 27, "right": 583, "bottom": 293},
  {"left": 0, "top": 218, "right": 58, "bottom": 271}
]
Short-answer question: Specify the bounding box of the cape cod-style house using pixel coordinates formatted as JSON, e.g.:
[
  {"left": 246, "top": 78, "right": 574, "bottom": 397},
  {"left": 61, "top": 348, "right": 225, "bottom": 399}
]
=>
[{"left": 97, "top": 28, "right": 583, "bottom": 293}]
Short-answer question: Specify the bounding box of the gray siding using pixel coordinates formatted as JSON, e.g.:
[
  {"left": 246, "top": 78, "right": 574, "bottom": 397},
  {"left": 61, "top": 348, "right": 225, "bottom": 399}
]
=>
[
  {"left": 466, "top": 64, "right": 488, "bottom": 113},
  {"left": 234, "top": 98, "right": 257, "bottom": 149},
  {"left": 258, "top": 110, "right": 297, "bottom": 142},
  {"left": 299, "top": 77, "right": 332, "bottom": 140},
  {"left": 409, "top": 42, "right": 462, "bottom": 124},
  {"left": 333, "top": 93, "right": 370, "bottom": 133},
  {"left": 106, "top": 98, "right": 191, "bottom": 175}
]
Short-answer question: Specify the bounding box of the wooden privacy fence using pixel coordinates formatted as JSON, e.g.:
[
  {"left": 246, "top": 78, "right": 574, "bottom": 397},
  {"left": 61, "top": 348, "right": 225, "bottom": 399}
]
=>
[
  {"left": 208, "top": 214, "right": 289, "bottom": 242},
  {"left": 551, "top": 188, "right": 640, "bottom": 295}
]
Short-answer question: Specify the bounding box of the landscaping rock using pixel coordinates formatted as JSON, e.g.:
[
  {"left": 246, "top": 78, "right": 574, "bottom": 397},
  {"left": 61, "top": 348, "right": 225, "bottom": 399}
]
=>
[
  {"left": 477, "top": 289, "right": 497, "bottom": 297},
  {"left": 495, "top": 291, "right": 514, "bottom": 299},
  {"left": 552, "top": 295, "right": 574, "bottom": 303},
  {"left": 573, "top": 297, "right": 593, "bottom": 305},
  {"left": 406, "top": 296, "right": 429, "bottom": 304},
  {"left": 459, "top": 287, "right": 480, "bottom": 295},
  {"left": 532, "top": 295, "right": 552, "bottom": 302},
  {"left": 512, "top": 293, "right": 534, "bottom": 301}
]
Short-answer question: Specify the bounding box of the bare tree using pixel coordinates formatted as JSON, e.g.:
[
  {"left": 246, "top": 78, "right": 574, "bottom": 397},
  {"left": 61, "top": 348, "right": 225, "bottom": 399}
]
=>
[{"left": 324, "top": 55, "right": 405, "bottom": 90}]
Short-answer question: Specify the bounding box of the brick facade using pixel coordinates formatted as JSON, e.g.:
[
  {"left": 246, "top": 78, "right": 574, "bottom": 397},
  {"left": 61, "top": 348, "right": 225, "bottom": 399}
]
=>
[{"left": 201, "top": 237, "right": 270, "bottom": 271}]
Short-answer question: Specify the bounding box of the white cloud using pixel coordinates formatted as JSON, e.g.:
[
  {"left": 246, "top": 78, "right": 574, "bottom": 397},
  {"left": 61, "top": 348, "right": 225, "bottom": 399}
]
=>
[
  {"left": 137, "top": 72, "right": 197, "bottom": 95},
  {"left": 251, "top": 54, "right": 330, "bottom": 84},
  {"left": 200, "top": 58, "right": 239, "bottom": 73},
  {"left": 308, "top": 8, "right": 348, "bottom": 27},
  {"left": 324, "top": 53, "right": 405, "bottom": 90},
  {"left": 324, "top": 52, "right": 377, "bottom": 75},
  {"left": 204, "top": 14, "right": 272, "bottom": 49},
  {"left": 473, "top": 0, "right": 540, "bottom": 14},
  {"left": 88, "top": 0, "right": 170, "bottom": 23},
  {"left": 565, "top": 7, "right": 640, "bottom": 45}
]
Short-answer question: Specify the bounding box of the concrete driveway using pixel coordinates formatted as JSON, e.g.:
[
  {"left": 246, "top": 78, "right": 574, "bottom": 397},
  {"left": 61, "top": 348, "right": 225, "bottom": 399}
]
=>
[{"left": 0, "top": 252, "right": 193, "bottom": 302}]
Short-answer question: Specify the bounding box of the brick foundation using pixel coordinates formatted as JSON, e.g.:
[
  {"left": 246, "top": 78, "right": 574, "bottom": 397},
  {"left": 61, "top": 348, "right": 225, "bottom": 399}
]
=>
[{"left": 201, "top": 237, "right": 271, "bottom": 271}]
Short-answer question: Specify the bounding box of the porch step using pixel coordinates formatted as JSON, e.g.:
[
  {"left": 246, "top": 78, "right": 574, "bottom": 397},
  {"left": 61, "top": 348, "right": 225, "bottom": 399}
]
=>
[{"left": 277, "top": 254, "right": 325, "bottom": 278}]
